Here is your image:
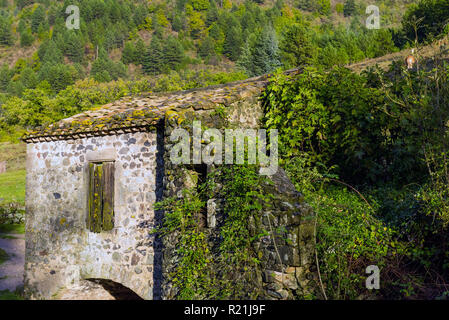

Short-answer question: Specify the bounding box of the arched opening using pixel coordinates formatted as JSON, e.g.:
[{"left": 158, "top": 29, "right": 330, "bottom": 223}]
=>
[{"left": 86, "top": 279, "right": 144, "bottom": 300}]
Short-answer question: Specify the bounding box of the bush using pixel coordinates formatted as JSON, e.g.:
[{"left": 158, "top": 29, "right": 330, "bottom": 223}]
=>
[{"left": 0, "top": 202, "right": 25, "bottom": 225}]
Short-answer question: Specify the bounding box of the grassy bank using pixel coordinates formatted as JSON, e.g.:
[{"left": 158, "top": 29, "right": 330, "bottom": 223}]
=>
[{"left": 0, "top": 170, "right": 26, "bottom": 205}]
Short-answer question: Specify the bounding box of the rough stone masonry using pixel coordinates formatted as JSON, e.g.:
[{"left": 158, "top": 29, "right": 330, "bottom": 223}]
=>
[{"left": 22, "top": 69, "right": 319, "bottom": 300}]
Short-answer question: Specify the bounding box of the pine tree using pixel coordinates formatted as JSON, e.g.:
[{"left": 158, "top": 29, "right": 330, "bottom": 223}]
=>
[
  {"left": 63, "top": 31, "right": 84, "bottom": 63},
  {"left": 20, "top": 67, "right": 38, "bottom": 89},
  {"left": 236, "top": 35, "right": 254, "bottom": 74},
  {"left": 134, "top": 38, "right": 146, "bottom": 65},
  {"left": 223, "top": 26, "right": 242, "bottom": 61},
  {"left": 239, "top": 26, "right": 281, "bottom": 76},
  {"left": 20, "top": 28, "right": 34, "bottom": 47},
  {"left": 41, "top": 40, "right": 63, "bottom": 64},
  {"left": 0, "top": 15, "right": 13, "bottom": 46},
  {"left": 318, "top": 0, "right": 331, "bottom": 15},
  {"left": 142, "top": 36, "right": 164, "bottom": 75},
  {"left": 39, "top": 63, "right": 75, "bottom": 92},
  {"left": 172, "top": 13, "right": 184, "bottom": 32},
  {"left": 16, "top": 0, "right": 34, "bottom": 10},
  {"left": 280, "top": 23, "right": 316, "bottom": 68},
  {"left": 0, "top": 63, "right": 12, "bottom": 91},
  {"left": 188, "top": 0, "right": 210, "bottom": 11},
  {"left": 163, "top": 36, "right": 184, "bottom": 70},
  {"left": 17, "top": 19, "right": 26, "bottom": 34},
  {"left": 122, "top": 41, "right": 137, "bottom": 65},
  {"left": 31, "top": 5, "right": 45, "bottom": 33},
  {"left": 199, "top": 36, "right": 215, "bottom": 59},
  {"left": 205, "top": 1, "right": 219, "bottom": 27},
  {"left": 343, "top": 0, "right": 356, "bottom": 17}
]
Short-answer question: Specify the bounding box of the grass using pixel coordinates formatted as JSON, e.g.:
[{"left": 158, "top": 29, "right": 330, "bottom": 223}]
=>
[
  {"left": 0, "top": 142, "right": 26, "bottom": 171},
  {"left": 0, "top": 234, "right": 19, "bottom": 239},
  {"left": 0, "top": 248, "right": 8, "bottom": 265},
  {"left": 0, "top": 169, "right": 26, "bottom": 205},
  {"left": 0, "top": 142, "right": 27, "bottom": 205},
  {"left": 0, "top": 290, "right": 23, "bottom": 300},
  {"left": 0, "top": 224, "right": 25, "bottom": 234}
]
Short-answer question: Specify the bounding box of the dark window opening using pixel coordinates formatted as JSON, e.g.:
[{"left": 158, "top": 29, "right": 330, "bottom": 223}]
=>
[{"left": 88, "top": 162, "right": 115, "bottom": 233}]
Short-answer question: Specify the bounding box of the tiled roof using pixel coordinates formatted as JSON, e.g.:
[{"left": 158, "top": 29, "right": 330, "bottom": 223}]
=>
[{"left": 22, "top": 69, "right": 301, "bottom": 143}]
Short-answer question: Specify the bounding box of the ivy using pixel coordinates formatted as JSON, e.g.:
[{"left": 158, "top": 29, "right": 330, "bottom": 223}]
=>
[{"left": 155, "top": 164, "right": 272, "bottom": 299}]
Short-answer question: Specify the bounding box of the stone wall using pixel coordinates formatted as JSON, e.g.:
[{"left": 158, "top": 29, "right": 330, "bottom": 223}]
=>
[
  {"left": 24, "top": 130, "right": 163, "bottom": 300},
  {"left": 23, "top": 69, "right": 318, "bottom": 300},
  {"left": 160, "top": 92, "right": 318, "bottom": 299}
]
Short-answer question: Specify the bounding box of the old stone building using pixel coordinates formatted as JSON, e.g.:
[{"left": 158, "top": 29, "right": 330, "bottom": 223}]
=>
[{"left": 22, "top": 70, "right": 318, "bottom": 300}]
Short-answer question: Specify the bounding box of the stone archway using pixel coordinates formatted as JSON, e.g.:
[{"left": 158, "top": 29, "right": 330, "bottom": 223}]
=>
[
  {"left": 86, "top": 279, "right": 143, "bottom": 300},
  {"left": 53, "top": 279, "right": 143, "bottom": 300}
]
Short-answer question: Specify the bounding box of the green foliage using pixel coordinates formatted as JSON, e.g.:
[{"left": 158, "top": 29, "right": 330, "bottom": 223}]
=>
[
  {"left": 143, "top": 36, "right": 164, "bottom": 75},
  {"left": 317, "top": 0, "right": 331, "bottom": 15},
  {"left": 223, "top": 25, "right": 242, "bottom": 61},
  {"left": 0, "top": 170, "right": 25, "bottom": 205},
  {"left": 39, "top": 63, "right": 77, "bottom": 92},
  {"left": 198, "top": 36, "right": 215, "bottom": 60},
  {"left": 280, "top": 22, "right": 316, "bottom": 68},
  {"left": 0, "top": 248, "right": 7, "bottom": 264},
  {"left": 402, "top": 0, "right": 449, "bottom": 43},
  {"left": 343, "top": 0, "right": 356, "bottom": 17},
  {"left": 260, "top": 48, "right": 449, "bottom": 298},
  {"left": 19, "top": 28, "right": 33, "bottom": 47},
  {"left": 155, "top": 188, "right": 213, "bottom": 299},
  {"left": 163, "top": 36, "right": 184, "bottom": 71},
  {"left": 237, "top": 25, "right": 281, "bottom": 76},
  {"left": 0, "top": 202, "right": 25, "bottom": 225},
  {"left": 59, "top": 31, "right": 84, "bottom": 63},
  {"left": 262, "top": 67, "right": 390, "bottom": 184},
  {"left": 155, "top": 165, "right": 271, "bottom": 299},
  {"left": 0, "top": 289, "right": 23, "bottom": 300},
  {"left": 121, "top": 41, "right": 137, "bottom": 65},
  {"left": 30, "top": 4, "right": 45, "bottom": 33},
  {"left": 286, "top": 154, "right": 404, "bottom": 299},
  {"left": 0, "top": 13, "right": 13, "bottom": 46}
]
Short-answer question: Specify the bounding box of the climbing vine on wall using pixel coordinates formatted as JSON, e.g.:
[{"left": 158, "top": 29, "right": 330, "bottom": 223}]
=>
[{"left": 155, "top": 164, "right": 272, "bottom": 299}]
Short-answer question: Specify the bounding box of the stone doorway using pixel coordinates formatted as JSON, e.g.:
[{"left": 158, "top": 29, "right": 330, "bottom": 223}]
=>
[{"left": 53, "top": 279, "right": 143, "bottom": 300}]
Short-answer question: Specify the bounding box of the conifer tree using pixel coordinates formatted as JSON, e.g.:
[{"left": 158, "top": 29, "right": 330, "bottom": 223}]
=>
[
  {"left": 238, "top": 26, "right": 281, "bottom": 76},
  {"left": 31, "top": 5, "right": 45, "bottom": 33},
  {"left": 122, "top": 41, "right": 137, "bottom": 65},
  {"left": 63, "top": 31, "right": 84, "bottom": 63},
  {"left": 143, "top": 36, "right": 164, "bottom": 75},
  {"left": 17, "top": 19, "right": 26, "bottom": 34},
  {"left": 0, "top": 15, "right": 13, "bottom": 46},
  {"left": 343, "top": 0, "right": 356, "bottom": 17},
  {"left": 20, "top": 28, "right": 34, "bottom": 47},
  {"left": 280, "top": 23, "right": 316, "bottom": 68},
  {"left": 41, "top": 40, "right": 63, "bottom": 64},
  {"left": 0, "top": 63, "right": 12, "bottom": 91},
  {"left": 199, "top": 36, "right": 215, "bottom": 59},
  {"left": 223, "top": 26, "right": 242, "bottom": 61},
  {"left": 134, "top": 38, "right": 146, "bottom": 65},
  {"left": 206, "top": 0, "right": 219, "bottom": 27},
  {"left": 164, "top": 36, "right": 184, "bottom": 70}
]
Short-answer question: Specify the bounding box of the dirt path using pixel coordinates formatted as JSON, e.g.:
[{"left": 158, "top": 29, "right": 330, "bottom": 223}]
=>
[
  {"left": 0, "top": 233, "right": 25, "bottom": 292},
  {"left": 347, "top": 38, "right": 449, "bottom": 73}
]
